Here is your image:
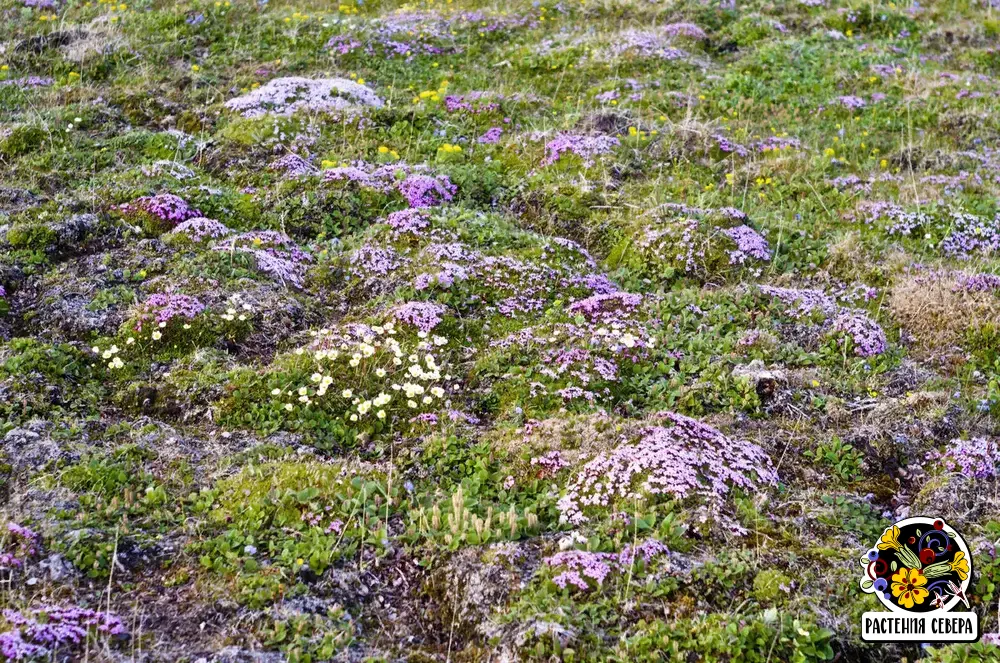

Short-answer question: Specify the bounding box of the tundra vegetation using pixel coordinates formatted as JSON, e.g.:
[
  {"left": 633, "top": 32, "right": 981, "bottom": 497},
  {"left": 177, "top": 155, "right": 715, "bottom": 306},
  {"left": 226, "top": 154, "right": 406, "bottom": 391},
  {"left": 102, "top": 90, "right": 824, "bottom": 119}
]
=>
[{"left": 1, "top": 0, "right": 1000, "bottom": 660}]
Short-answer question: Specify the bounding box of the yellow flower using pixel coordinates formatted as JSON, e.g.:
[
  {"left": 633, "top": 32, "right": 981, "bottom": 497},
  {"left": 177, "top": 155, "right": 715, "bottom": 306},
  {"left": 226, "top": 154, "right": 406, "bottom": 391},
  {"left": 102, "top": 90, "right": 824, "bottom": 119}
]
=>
[
  {"left": 878, "top": 525, "right": 901, "bottom": 551},
  {"left": 950, "top": 551, "right": 969, "bottom": 581},
  {"left": 891, "top": 567, "right": 928, "bottom": 609}
]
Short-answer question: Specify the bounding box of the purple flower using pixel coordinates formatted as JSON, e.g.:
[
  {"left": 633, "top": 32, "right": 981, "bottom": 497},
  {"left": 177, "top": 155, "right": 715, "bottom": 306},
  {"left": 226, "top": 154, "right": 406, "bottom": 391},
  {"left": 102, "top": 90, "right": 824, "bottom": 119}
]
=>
[
  {"left": 326, "top": 34, "right": 362, "bottom": 55},
  {"left": 938, "top": 438, "right": 1000, "bottom": 478},
  {"left": 133, "top": 294, "right": 205, "bottom": 331},
  {"left": 759, "top": 285, "right": 838, "bottom": 317},
  {"left": 557, "top": 412, "right": 778, "bottom": 525},
  {"left": 397, "top": 174, "right": 457, "bottom": 208},
  {"left": 224, "top": 77, "right": 383, "bottom": 118},
  {"left": 662, "top": 22, "right": 707, "bottom": 39},
  {"left": 213, "top": 231, "right": 310, "bottom": 287},
  {"left": 0, "top": 605, "right": 124, "bottom": 661},
  {"left": 605, "top": 30, "right": 689, "bottom": 60},
  {"left": 955, "top": 273, "right": 1000, "bottom": 293},
  {"left": 0, "top": 77, "right": 54, "bottom": 90},
  {"left": 531, "top": 451, "right": 569, "bottom": 477},
  {"left": 269, "top": 153, "right": 317, "bottom": 178},
  {"left": 722, "top": 225, "right": 771, "bottom": 264},
  {"left": 170, "top": 217, "right": 231, "bottom": 241},
  {"left": 324, "top": 161, "right": 456, "bottom": 208},
  {"left": 350, "top": 244, "right": 404, "bottom": 278},
  {"left": 391, "top": 301, "right": 447, "bottom": 332},
  {"left": 125, "top": 193, "right": 201, "bottom": 224},
  {"left": 542, "top": 134, "right": 620, "bottom": 167},
  {"left": 837, "top": 95, "right": 867, "bottom": 110},
  {"left": 383, "top": 209, "right": 430, "bottom": 236},
  {"left": 941, "top": 212, "right": 1000, "bottom": 259},
  {"left": 567, "top": 292, "right": 643, "bottom": 321},
  {"left": 754, "top": 136, "right": 800, "bottom": 152},
  {"left": 829, "top": 309, "right": 888, "bottom": 357},
  {"left": 477, "top": 127, "right": 503, "bottom": 144},
  {"left": 544, "top": 539, "right": 669, "bottom": 591}
]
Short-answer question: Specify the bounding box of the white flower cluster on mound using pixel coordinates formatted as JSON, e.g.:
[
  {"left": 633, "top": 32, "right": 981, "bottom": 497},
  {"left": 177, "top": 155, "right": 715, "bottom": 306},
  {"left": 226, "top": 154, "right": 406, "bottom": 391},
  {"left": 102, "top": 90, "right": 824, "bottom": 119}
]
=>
[{"left": 224, "top": 77, "right": 384, "bottom": 118}]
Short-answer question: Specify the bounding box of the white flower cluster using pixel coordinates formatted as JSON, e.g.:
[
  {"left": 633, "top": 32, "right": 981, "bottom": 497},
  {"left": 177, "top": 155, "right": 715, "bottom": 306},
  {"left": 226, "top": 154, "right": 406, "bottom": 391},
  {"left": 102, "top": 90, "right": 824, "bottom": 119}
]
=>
[
  {"left": 92, "top": 344, "right": 125, "bottom": 370},
  {"left": 274, "top": 322, "right": 454, "bottom": 423}
]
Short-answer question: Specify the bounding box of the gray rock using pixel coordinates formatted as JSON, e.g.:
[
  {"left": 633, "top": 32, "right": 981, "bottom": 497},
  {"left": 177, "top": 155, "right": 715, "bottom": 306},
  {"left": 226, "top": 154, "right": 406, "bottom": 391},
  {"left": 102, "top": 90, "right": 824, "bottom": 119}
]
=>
[
  {"left": 198, "top": 647, "right": 286, "bottom": 663},
  {"left": 3, "top": 422, "right": 62, "bottom": 474}
]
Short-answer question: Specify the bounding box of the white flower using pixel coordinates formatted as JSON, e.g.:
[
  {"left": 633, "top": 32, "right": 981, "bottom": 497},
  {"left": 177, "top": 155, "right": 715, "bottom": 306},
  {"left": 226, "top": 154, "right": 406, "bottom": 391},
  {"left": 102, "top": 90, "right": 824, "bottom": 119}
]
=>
[
  {"left": 284, "top": 403, "right": 294, "bottom": 411},
  {"left": 151, "top": 331, "right": 162, "bottom": 340},
  {"left": 158, "top": 321, "right": 167, "bottom": 328},
  {"left": 433, "top": 335, "right": 447, "bottom": 346},
  {"left": 350, "top": 413, "right": 359, "bottom": 422},
  {"left": 374, "top": 392, "right": 391, "bottom": 406},
  {"left": 102, "top": 350, "right": 113, "bottom": 359},
  {"left": 422, "top": 396, "right": 433, "bottom": 405},
  {"left": 358, "top": 401, "right": 371, "bottom": 414},
  {"left": 377, "top": 410, "right": 386, "bottom": 420},
  {"left": 298, "top": 387, "right": 308, "bottom": 396},
  {"left": 393, "top": 357, "right": 402, "bottom": 365},
  {"left": 375, "top": 368, "right": 387, "bottom": 377},
  {"left": 271, "top": 388, "right": 282, "bottom": 396},
  {"left": 126, "top": 337, "right": 135, "bottom": 345},
  {"left": 92, "top": 346, "right": 100, "bottom": 353},
  {"left": 311, "top": 373, "right": 323, "bottom": 383},
  {"left": 431, "top": 387, "right": 445, "bottom": 398},
  {"left": 407, "top": 400, "right": 417, "bottom": 408},
  {"left": 341, "top": 389, "right": 353, "bottom": 398},
  {"left": 349, "top": 358, "right": 360, "bottom": 367}
]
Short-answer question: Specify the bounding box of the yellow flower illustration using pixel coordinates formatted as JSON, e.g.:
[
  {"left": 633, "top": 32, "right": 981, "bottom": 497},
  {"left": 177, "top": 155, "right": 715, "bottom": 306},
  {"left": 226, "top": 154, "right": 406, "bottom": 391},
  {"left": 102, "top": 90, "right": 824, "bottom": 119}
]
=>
[
  {"left": 949, "top": 551, "right": 969, "bottom": 581},
  {"left": 878, "top": 526, "right": 901, "bottom": 551},
  {"left": 891, "top": 567, "right": 929, "bottom": 609}
]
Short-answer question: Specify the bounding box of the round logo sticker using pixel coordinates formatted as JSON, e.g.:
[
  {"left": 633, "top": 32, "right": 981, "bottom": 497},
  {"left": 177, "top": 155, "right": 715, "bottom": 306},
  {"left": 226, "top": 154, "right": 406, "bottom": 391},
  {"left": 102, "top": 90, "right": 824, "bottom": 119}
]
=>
[{"left": 859, "top": 516, "right": 972, "bottom": 613}]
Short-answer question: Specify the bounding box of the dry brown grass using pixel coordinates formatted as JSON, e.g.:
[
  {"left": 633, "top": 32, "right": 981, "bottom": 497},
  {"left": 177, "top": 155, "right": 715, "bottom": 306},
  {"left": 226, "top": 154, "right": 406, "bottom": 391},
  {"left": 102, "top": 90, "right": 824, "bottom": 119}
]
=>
[{"left": 888, "top": 268, "right": 1000, "bottom": 354}]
